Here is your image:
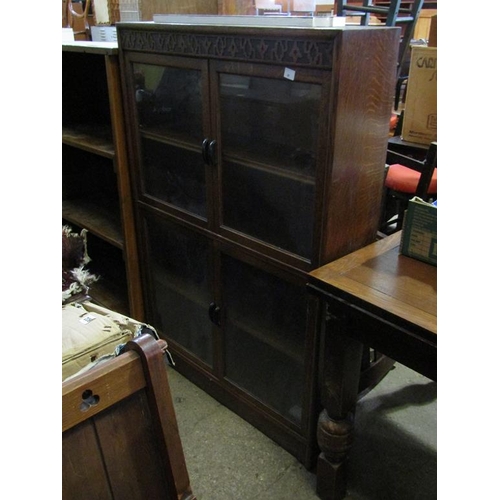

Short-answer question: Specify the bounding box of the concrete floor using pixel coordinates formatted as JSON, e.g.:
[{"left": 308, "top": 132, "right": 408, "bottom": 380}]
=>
[{"left": 167, "top": 363, "right": 437, "bottom": 500}]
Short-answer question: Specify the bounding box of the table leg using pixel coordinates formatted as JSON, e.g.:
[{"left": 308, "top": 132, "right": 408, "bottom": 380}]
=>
[{"left": 316, "top": 305, "right": 364, "bottom": 500}]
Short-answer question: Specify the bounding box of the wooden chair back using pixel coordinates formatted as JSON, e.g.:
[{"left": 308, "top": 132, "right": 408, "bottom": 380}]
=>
[
  {"left": 62, "top": 334, "right": 196, "bottom": 500},
  {"left": 65, "top": 0, "right": 91, "bottom": 40},
  {"left": 379, "top": 141, "right": 437, "bottom": 234}
]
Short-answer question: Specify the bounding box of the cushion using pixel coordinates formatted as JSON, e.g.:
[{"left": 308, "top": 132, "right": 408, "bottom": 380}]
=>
[
  {"left": 385, "top": 164, "right": 437, "bottom": 194},
  {"left": 62, "top": 301, "right": 156, "bottom": 381}
]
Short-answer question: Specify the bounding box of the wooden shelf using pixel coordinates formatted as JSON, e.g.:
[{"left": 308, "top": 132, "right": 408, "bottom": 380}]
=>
[
  {"left": 224, "top": 148, "right": 316, "bottom": 185},
  {"left": 62, "top": 199, "right": 123, "bottom": 249},
  {"left": 89, "top": 278, "right": 129, "bottom": 317},
  {"left": 140, "top": 128, "right": 201, "bottom": 152},
  {"left": 141, "top": 128, "right": 316, "bottom": 186},
  {"left": 62, "top": 41, "right": 118, "bottom": 55},
  {"left": 62, "top": 125, "right": 115, "bottom": 158},
  {"left": 228, "top": 318, "right": 303, "bottom": 365}
]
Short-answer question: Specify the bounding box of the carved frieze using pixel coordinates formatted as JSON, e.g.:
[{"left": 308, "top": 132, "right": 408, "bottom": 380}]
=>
[{"left": 119, "top": 29, "right": 334, "bottom": 68}]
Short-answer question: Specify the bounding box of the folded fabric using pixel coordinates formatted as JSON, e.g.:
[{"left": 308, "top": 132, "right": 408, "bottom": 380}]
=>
[{"left": 62, "top": 301, "right": 160, "bottom": 381}]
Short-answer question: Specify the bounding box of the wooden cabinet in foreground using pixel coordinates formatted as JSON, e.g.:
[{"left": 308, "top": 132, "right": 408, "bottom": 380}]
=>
[{"left": 117, "top": 21, "right": 399, "bottom": 467}]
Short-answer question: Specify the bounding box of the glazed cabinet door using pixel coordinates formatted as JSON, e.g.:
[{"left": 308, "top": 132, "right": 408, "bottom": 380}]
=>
[
  {"left": 141, "top": 210, "right": 214, "bottom": 368},
  {"left": 124, "top": 54, "right": 214, "bottom": 226},
  {"left": 121, "top": 48, "right": 325, "bottom": 464},
  {"left": 141, "top": 203, "right": 310, "bottom": 428},
  {"left": 139, "top": 205, "right": 315, "bottom": 432},
  {"left": 218, "top": 250, "right": 312, "bottom": 428},
  {"left": 211, "top": 61, "right": 331, "bottom": 268}
]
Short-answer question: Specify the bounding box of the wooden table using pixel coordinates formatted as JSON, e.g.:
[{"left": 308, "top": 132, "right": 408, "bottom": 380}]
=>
[{"left": 307, "top": 231, "right": 437, "bottom": 500}]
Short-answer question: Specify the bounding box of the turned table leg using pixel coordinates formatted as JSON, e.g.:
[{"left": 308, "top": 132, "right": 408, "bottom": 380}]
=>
[{"left": 316, "top": 305, "right": 364, "bottom": 500}]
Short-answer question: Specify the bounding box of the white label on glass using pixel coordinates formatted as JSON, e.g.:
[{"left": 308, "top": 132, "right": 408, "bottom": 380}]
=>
[{"left": 284, "top": 68, "right": 296, "bottom": 81}]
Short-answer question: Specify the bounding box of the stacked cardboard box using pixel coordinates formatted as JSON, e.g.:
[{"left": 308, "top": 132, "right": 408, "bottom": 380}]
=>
[{"left": 401, "top": 45, "right": 437, "bottom": 146}]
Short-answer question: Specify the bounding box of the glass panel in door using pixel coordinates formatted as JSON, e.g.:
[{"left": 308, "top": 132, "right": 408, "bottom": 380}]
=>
[
  {"left": 143, "top": 212, "right": 213, "bottom": 367},
  {"left": 133, "top": 63, "right": 203, "bottom": 141},
  {"left": 132, "top": 62, "right": 208, "bottom": 219},
  {"left": 221, "top": 254, "right": 308, "bottom": 425},
  {"left": 218, "top": 72, "right": 322, "bottom": 259}
]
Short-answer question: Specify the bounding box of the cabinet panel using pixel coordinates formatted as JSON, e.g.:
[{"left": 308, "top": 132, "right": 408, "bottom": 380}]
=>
[
  {"left": 216, "top": 66, "right": 326, "bottom": 261},
  {"left": 128, "top": 58, "right": 212, "bottom": 223},
  {"left": 141, "top": 137, "right": 207, "bottom": 218},
  {"left": 134, "top": 63, "right": 204, "bottom": 142},
  {"left": 221, "top": 254, "right": 308, "bottom": 426},
  {"left": 62, "top": 145, "right": 122, "bottom": 247},
  {"left": 222, "top": 159, "right": 315, "bottom": 258},
  {"left": 219, "top": 73, "right": 321, "bottom": 177},
  {"left": 142, "top": 211, "right": 213, "bottom": 367},
  {"left": 63, "top": 43, "right": 143, "bottom": 319}
]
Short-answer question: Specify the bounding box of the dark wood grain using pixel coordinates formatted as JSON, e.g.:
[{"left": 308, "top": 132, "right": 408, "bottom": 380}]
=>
[
  {"left": 320, "top": 28, "right": 400, "bottom": 264},
  {"left": 310, "top": 232, "right": 437, "bottom": 333},
  {"left": 117, "top": 23, "right": 400, "bottom": 468},
  {"left": 62, "top": 420, "right": 114, "bottom": 499},
  {"left": 62, "top": 335, "right": 196, "bottom": 500}
]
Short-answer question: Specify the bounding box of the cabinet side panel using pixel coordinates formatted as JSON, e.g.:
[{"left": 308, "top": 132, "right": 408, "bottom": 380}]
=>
[{"left": 321, "top": 28, "right": 400, "bottom": 263}]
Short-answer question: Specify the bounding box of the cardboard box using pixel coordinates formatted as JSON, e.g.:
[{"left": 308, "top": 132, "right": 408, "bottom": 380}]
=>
[
  {"left": 413, "top": 9, "right": 437, "bottom": 42},
  {"left": 401, "top": 46, "right": 437, "bottom": 146},
  {"left": 400, "top": 197, "right": 437, "bottom": 266}
]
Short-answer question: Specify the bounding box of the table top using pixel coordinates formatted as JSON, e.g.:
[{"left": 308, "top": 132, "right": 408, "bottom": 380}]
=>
[{"left": 309, "top": 232, "right": 437, "bottom": 336}]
